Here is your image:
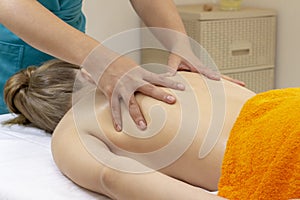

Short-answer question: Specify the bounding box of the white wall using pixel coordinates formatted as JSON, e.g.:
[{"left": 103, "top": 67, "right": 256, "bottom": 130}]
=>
[
  {"left": 242, "top": 0, "right": 300, "bottom": 88},
  {"left": 83, "top": 1, "right": 138, "bottom": 40},
  {"left": 82, "top": 1, "right": 140, "bottom": 61},
  {"left": 83, "top": 0, "right": 300, "bottom": 88}
]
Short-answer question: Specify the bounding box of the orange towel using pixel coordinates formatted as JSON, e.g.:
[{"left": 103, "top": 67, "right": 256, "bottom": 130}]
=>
[{"left": 218, "top": 88, "right": 300, "bottom": 200}]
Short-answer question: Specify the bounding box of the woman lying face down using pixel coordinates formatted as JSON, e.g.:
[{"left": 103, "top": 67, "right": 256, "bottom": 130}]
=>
[{"left": 4, "top": 60, "right": 255, "bottom": 200}]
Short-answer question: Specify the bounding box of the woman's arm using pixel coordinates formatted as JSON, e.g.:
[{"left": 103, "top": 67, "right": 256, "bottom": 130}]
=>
[
  {"left": 51, "top": 112, "right": 226, "bottom": 200},
  {"left": 103, "top": 161, "right": 225, "bottom": 200},
  {"left": 0, "top": 0, "right": 98, "bottom": 64},
  {"left": 130, "top": 0, "right": 242, "bottom": 86},
  {"left": 130, "top": 0, "right": 187, "bottom": 51},
  {"left": 130, "top": 0, "right": 221, "bottom": 80},
  {"left": 130, "top": 0, "right": 186, "bottom": 34}
]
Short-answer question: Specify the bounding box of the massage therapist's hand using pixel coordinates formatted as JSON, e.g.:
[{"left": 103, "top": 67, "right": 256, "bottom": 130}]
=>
[
  {"left": 82, "top": 46, "right": 185, "bottom": 132},
  {"left": 104, "top": 57, "right": 185, "bottom": 132},
  {"left": 167, "top": 52, "right": 246, "bottom": 87},
  {"left": 167, "top": 52, "right": 220, "bottom": 80}
]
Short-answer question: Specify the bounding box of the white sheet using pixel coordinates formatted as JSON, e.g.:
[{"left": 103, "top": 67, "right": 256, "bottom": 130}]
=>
[{"left": 0, "top": 114, "right": 110, "bottom": 200}]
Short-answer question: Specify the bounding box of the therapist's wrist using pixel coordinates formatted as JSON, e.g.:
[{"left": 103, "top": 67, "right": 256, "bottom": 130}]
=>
[
  {"left": 69, "top": 34, "right": 100, "bottom": 66},
  {"left": 80, "top": 44, "right": 121, "bottom": 84}
]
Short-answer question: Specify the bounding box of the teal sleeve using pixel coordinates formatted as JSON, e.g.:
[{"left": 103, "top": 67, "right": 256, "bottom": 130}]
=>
[{"left": 0, "top": 0, "right": 86, "bottom": 114}]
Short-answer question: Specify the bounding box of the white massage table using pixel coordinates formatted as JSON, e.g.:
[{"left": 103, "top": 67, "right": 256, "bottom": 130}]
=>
[{"left": 0, "top": 114, "right": 110, "bottom": 200}]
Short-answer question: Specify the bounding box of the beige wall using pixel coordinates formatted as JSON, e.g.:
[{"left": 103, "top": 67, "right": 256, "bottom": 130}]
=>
[
  {"left": 83, "top": 1, "right": 138, "bottom": 40},
  {"left": 83, "top": 0, "right": 300, "bottom": 88},
  {"left": 242, "top": 0, "right": 300, "bottom": 88},
  {"left": 82, "top": 1, "right": 140, "bottom": 61}
]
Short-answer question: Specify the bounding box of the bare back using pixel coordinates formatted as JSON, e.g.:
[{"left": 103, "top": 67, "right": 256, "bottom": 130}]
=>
[{"left": 52, "top": 72, "right": 255, "bottom": 192}]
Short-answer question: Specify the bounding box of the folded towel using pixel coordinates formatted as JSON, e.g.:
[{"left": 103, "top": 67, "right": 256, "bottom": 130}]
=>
[{"left": 218, "top": 88, "right": 300, "bottom": 200}]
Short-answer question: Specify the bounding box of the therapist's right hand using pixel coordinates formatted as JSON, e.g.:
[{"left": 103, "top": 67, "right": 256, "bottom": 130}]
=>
[
  {"left": 82, "top": 46, "right": 185, "bottom": 132},
  {"left": 102, "top": 56, "right": 187, "bottom": 132}
]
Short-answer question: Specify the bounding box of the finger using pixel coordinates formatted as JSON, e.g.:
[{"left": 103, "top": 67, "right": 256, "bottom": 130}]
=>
[
  {"left": 221, "top": 75, "right": 246, "bottom": 87},
  {"left": 178, "top": 62, "right": 193, "bottom": 71},
  {"left": 176, "top": 56, "right": 221, "bottom": 80},
  {"left": 168, "top": 54, "right": 200, "bottom": 73},
  {"left": 167, "top": 54, "right": 181, "bottom": 76},
  {"left": 127, "top": 95, "right": 147, "bottom": 130},
  {"left": 138, "top": 83, "right": 176, "bottom": 105},
  {"left": 143, "top": 72, "right": 185, "bottom": 91},
  {"left": 195, "top": 66, "right": 221, "bottom": 80},
  {"left": 180, "top": 54, "right": 220, "bottom": 79},
  {"left": 110, "top": 95, "right": 122, "bottom": 132}
]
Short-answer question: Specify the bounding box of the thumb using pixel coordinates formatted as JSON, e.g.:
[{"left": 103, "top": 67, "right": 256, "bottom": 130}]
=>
[{"left": 166, "top": 54, "right": 181, "bottom": 76}]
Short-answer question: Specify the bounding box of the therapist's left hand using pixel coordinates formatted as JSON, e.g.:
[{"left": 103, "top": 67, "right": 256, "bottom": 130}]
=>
[
  {"left": 167, "top": 52, "right": 245, "bottom": 87},
  {"left": 167, "top": 52, "right": 220, "bottom": 80}
]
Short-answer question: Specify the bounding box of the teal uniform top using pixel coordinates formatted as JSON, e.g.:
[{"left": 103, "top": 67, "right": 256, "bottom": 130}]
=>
[{"left": 0, "top": 0, "right": 86, "bottom": 114}]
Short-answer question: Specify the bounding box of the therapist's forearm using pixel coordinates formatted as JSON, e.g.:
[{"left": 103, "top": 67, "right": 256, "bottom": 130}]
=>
[
  {"left": 130, "top": 0, "right": 186, "bottom": 34},
  {"left": 0, "top": 0, "right": 99, "bottom": 65},
  {"left": 130, "top": 0, "right": 189, "bottom": 52}
]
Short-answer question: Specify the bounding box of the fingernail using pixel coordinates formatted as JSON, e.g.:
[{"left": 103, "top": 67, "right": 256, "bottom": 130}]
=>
[
  {"left": 138, "top": 120, "right": 147, "bottom": 130},
  {"left": 115, "top": 123, "right": 122, "bottom": 132},
  {"left": 166, "top": 95, "right": 175, "bottom": 103},
  {"left": 177, "top": 83, "right": 185, "bottom": 90},
  {"left": 211, "top": 73, "right": 221, "bottom": 80}
]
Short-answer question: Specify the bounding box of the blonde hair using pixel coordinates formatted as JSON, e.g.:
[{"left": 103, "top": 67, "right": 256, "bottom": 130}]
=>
[{"left": 4, "top": 60, "right": 82, "bottom": 133}]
